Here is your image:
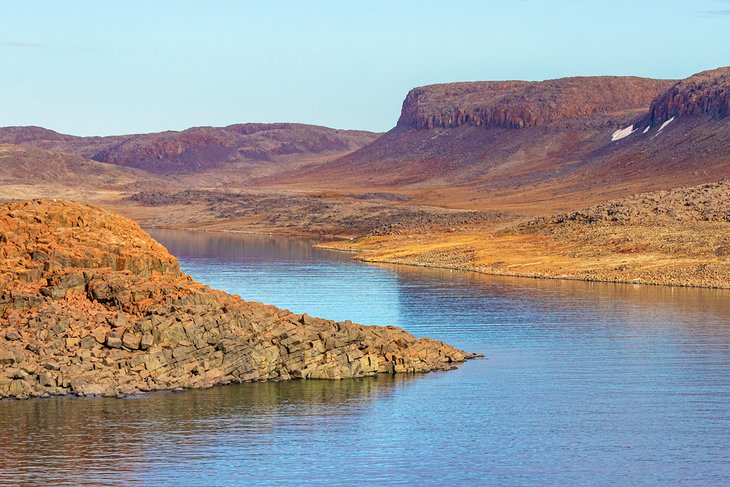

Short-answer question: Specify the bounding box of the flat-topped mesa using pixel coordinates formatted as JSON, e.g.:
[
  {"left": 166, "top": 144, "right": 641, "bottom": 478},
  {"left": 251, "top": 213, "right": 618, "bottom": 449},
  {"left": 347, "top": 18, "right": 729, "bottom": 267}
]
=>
[
  {"left": 0, "top": 200, "right": 473, "bottom": 399},
  {"left": 644, "top": 66, "right": 730, "bottom": 125},
  {"left": 397, "top": 76, "right": 673, "bottom": 130}
]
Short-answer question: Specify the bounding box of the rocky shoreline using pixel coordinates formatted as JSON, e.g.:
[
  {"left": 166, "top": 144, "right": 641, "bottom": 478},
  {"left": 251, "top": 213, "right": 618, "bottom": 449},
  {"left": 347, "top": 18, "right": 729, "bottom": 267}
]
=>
[
  {"left": 319, "top": 236, "right": 730, "bottom": 290},
  {"left": 0, "top": 199, "right": 475, "bottom": 400},
  {"left": 340, "top": 254, "right": 730, "bottom": 290},
  {"left": 317, "top": 181, "right": 730, "bottom": 290}
]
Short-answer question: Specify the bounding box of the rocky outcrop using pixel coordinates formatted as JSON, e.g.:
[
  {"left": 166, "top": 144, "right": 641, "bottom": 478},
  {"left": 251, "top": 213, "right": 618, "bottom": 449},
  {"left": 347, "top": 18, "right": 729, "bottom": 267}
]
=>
[
  {"left": 397, "top": 77, "right": 672, "bottom": 130},
  {"left": 644, "top": 67, "right": 730, "bottom": 125},
  {"left": 0, "top": 199, "right": 473, "bottom": 399},
  {"left": 522, "top": 181, "right": 730, "bottom": 228}
]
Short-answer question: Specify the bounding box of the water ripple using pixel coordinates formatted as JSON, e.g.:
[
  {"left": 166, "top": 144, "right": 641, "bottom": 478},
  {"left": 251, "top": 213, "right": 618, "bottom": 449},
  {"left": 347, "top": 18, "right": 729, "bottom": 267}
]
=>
[{"left": 1, "top": 230, "right": 729, "bottom": 486}]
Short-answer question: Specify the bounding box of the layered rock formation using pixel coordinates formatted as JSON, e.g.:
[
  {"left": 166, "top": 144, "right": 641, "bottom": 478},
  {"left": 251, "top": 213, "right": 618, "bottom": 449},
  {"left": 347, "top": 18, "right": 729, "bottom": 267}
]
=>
[
  {"left": 397, "top": 77, "right": 672, "bottom": 130},
  {"left": 0, "top": 199, "right": 472, "bottom": 399},
  {"left": 643, "top": 67, "right": 730, "bottom": 124}
]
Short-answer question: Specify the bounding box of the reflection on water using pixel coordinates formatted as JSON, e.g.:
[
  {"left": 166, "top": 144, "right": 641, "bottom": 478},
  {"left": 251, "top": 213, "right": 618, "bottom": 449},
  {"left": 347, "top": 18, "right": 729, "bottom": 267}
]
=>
[
  {"left": 152, "top": 230, "right": 334, "bottom": 263},
  {"left": 2, "top": 230, "right": 729, "bottom": 486},
  {"left": 1, "top": 377, "right": 415, "bottom": 486}
]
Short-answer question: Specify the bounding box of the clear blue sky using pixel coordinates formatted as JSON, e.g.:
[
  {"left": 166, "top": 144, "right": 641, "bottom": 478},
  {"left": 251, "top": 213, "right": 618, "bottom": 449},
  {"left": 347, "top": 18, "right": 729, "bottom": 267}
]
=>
[{"left": 2, "top": 0, "right": 729, "bottom": 135}]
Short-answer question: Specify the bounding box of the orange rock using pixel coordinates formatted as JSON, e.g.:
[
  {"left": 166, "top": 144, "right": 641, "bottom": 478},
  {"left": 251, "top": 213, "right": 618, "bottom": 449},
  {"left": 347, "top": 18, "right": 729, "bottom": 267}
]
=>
[{"left": 0, "top": 199, "right": 476, "bottom": 400}]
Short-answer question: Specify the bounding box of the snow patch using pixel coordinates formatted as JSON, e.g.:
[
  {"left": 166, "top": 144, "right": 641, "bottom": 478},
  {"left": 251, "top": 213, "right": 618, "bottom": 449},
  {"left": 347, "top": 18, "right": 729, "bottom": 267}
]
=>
[
  {"left": 657, "top": 116, "right": 675, "bottom": 132},
  {"left": 643, "top": 126, "right": 650, "bottom": 134},
  {"left": 651, "top": 116, "right": 676, "bottom": 139},
  {"left": 611, "top": 124, "right": 636, "bottom": 141}
]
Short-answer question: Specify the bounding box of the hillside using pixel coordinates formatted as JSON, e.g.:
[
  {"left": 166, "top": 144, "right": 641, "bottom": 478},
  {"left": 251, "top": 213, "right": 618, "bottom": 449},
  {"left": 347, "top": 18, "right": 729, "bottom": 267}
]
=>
[
  {"left": 0, "top": 199, "right": 472, "bottom": 399},
  {"left": 275, "top": 68, "right": 730, "bottom": 213},
  {"left": 0, "top": 144, "right": 161, "bottom": 203},
  {"left": 0, "top": 123, "right": 381, "bottom": 177},
  {"left": 3, "top": 67, "right": 728, "bottom": 228}
]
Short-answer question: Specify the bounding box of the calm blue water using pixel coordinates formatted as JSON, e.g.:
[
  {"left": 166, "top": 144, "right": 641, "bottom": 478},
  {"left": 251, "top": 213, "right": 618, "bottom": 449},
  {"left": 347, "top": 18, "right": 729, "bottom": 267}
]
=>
[{"left": 2, "top": 230, "right": 730, "bottom": 486}]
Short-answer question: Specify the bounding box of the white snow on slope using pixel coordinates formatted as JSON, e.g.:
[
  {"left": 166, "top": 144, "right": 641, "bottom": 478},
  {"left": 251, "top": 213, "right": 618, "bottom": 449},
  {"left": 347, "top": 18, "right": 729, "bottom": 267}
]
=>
[
  {"left": 651, "top": 116, "right": 676, "bottom": 139},
  {"left": 643, "top": 126, "right": 650, "bottom": 134},
  {"left": 658, "top": 116, "right": 675, "bottom": 132},
  {"left": 611, "top": 124, "right": 636, "bottom": 141}
]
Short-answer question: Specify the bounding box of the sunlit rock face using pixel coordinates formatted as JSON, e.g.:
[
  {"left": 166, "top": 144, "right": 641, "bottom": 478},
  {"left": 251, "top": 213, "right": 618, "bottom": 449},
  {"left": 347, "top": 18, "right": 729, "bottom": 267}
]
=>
[{"left": 0, "top": 199, "right": 472, "bottom": 399}]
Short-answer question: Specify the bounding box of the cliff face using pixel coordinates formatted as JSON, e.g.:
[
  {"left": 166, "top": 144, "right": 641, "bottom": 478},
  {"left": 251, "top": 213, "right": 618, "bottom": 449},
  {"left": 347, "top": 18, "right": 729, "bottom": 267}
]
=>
[
  {"left": 288, "top": 68, "right": 730, "bottom": 210},
  {"left": 0, "top": 200, "right": 471, "bottom": 399},
  {"left": 644, "top": 67, "right": 730, "bottom": 124},
  {"left": 397, "top": 77, "right": 673, "bottom": 130}
]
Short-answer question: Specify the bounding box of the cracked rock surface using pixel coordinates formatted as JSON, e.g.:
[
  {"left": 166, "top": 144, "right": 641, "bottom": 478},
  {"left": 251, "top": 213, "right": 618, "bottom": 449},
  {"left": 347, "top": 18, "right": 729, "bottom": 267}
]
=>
[{"left": 0, "top": 199, "right": 473, "bottom": 399}]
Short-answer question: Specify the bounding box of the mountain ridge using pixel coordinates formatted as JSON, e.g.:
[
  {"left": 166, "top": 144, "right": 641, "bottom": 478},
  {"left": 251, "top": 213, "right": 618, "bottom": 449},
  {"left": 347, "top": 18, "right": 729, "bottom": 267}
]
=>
[
  {"left": 397, "top": 76, "right": 673, "bottom": 130},
  {"left": 271, "top": 67, "right": 730, "bottom": 212}
]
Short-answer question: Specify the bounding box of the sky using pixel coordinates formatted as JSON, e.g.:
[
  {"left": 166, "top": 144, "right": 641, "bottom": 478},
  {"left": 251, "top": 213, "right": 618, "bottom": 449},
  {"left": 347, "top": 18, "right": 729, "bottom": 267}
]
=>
[{"left": 2, "top": 0, "right": 729, "bottom": 136}]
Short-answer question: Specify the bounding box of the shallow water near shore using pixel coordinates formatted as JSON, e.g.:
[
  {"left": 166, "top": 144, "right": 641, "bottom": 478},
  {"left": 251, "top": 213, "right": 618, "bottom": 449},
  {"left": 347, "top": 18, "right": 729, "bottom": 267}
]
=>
[{"left": 2, "top": 230, "right": 730, "bottom": 486}]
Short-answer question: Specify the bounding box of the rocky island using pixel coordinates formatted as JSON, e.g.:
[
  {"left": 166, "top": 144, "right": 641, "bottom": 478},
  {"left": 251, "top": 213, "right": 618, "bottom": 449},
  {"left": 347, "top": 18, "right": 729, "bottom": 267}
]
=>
[{"left": 0, "top": 199, "right": 472, "bottom": 400}]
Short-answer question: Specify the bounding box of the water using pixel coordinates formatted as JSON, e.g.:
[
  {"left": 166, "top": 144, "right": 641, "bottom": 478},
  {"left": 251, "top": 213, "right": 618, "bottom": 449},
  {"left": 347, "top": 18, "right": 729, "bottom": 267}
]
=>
[{"left": 2, "top": 230, "right": 730, "bottom": 486}]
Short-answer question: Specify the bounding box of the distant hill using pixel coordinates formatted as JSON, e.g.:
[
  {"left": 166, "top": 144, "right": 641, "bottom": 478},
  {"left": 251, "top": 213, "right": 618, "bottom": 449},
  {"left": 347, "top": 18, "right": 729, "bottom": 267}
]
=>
[
  {"left": 0, "top": 123, "right": 381, "bottom": 176},
  {"left": 278, "top": 68, "right": 730, "bottom": 213},
  {"left": 0, "top": 144, "right": 158, "bottom": 202}
]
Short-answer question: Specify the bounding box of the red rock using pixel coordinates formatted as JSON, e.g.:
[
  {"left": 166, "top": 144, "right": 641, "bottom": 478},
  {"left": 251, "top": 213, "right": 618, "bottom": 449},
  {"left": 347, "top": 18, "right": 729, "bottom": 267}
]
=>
[
  {"left": 397, "top": 77, "right": 671, "bottom": 130},
  {"left": 640, "top": 66, "right": 730, "bottom": 127}
]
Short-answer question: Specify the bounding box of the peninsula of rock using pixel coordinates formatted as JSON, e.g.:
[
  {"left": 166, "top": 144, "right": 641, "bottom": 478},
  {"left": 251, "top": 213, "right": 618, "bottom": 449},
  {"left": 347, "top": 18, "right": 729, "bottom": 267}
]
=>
[{"left": 0, "top": 199, "right": 473, "bottom": 399}]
